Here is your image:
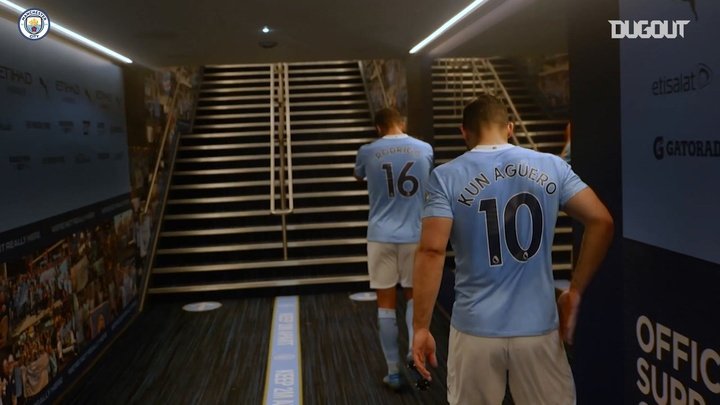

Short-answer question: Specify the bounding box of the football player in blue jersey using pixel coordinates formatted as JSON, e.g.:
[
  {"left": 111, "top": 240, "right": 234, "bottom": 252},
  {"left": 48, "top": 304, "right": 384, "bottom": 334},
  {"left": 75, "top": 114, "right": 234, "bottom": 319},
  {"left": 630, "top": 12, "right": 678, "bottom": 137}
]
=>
[
  {"left": 412, "top": 95, "right": 613, "bottom": 404},
  {"left": 355, "top": 108, "right": 434, "bottom": 389}
]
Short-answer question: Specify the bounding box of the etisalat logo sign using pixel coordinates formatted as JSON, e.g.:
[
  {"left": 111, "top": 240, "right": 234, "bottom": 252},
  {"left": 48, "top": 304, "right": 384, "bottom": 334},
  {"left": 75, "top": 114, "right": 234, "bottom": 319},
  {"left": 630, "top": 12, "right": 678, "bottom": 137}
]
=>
[
  {"left": 651, "top": 63, "right": 712, "bottom": 96},
  {"left": 609, "top": 20, "right": 690, "bottom": 39}
]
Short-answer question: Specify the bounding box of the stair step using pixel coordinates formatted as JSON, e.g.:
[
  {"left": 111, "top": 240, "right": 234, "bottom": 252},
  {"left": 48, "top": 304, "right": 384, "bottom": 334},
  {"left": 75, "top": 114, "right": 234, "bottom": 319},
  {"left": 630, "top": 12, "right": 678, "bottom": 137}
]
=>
[
  {"left": 158, "top": 238, "right": 367, "bottom": 255},
  {"left": 173, "top": 163, "right": 355, "bottom": 177},
  {"left": 161, "top": 221, "right": 368, "bottom": 238},
  {"left": 201, "top": 86, "right": 272, "bottom": 94},
  {"left": 202, "top": 78, "right": 274, "bottom": 86},
  {"left": 175, "top": 149, "right": 357, "bottom": 164},
  {"left": 289, "top": 83, "right": 363, "bottom": 91},
  {"left": 170, "top": 176, "right": 357, "bottom": 191},
  {"left": 204, "top": 71, "right": 271, "bottom": 78},
  {"left": 288, "top": 67, "right": 358, "bottom": 75},
  {"left": 197, "top": 103, "right": 271, "bottom": 111},
  {"left": 148, "top": 274, "right": 370, "bottom": 294},
  {"left": 434, "top": 120, "right": 566, "bottom": 129},
  {"left": 178, "top": 137, "right": 372, "bottom": 152},
  {"left": 167, "top": 190, "right": 366, "bottom": 205},
  {"left": 164, "top": 204, "right": 369, "bottom": 220},
  {"left": 205, "top": 63, "right": 272, "bottom": 69},
  {"left": 154, "top": 255, "right": 369, "bottom": 275},
  {"left": 195, "top": 112, "right": 270, "bottom": 120},
  {"left": 287, "top": 75, "right": 361, "bottom": 82},
  {"left": 198, "top": 94, "right": 271, "bottom": 102},
  {"left": 288, "top": 60, "right": 357, "bottom": 67}
]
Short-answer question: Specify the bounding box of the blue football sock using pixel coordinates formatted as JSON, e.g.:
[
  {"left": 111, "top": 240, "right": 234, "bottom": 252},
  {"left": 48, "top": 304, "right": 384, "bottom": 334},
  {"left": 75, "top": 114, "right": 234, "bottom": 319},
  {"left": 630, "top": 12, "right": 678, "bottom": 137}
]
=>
[
  {"left": 405, "top": 299, "right": 414, "bottom": 359},
  {"left": 378, "top": 308, "right": 400, "bottom": 375}
]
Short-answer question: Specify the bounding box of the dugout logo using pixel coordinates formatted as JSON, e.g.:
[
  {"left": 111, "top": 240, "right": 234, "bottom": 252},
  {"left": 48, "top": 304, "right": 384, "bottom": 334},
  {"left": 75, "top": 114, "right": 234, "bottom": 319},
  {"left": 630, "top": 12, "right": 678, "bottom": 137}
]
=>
[
  {"left": 651, "top": 63, "right": 713, "bottom": 96},
  {"left": 18, "top": 9, "right": 50, "bottom": 40},
  {"left": 609, "top": 20, "right": 689, "bottom": 39}
]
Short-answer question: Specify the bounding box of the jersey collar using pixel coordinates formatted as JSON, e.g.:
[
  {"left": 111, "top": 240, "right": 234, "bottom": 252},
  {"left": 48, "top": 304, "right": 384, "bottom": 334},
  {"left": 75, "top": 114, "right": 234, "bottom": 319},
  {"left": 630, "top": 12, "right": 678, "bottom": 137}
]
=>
[
  {"left": 382, "top": 134, "right": 409, "bottom": 139},
  {"left": 470, "top": 144, "right": 515, "bottom": 153}
]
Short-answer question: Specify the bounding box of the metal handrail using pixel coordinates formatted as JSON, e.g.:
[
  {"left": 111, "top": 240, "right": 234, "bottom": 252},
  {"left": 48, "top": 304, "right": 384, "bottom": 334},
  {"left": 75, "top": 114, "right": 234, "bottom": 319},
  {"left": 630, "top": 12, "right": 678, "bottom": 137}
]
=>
[
  {"left": 139, "top": 69, "right": 202, "bottom": 311},
  {"left": 470, "top": 59, "right": 492, "bottom": 96},
  {"left": 269, "top": 63, "right": 295, "bottom": 216},
  {"left": 468, "top": 59, "right": 521, "bottom": 146},
  {"left": 372, "top": 60, "right": 392, "bottom": 108},
  {"left": 142, "top": 82, "right": 190, "bottom": 215},
  {"left": 482, "top": 59, "right": 538, "bottom": 150},
  {"left": 357, "top": 61, "right": 377, "bottom": 123}
]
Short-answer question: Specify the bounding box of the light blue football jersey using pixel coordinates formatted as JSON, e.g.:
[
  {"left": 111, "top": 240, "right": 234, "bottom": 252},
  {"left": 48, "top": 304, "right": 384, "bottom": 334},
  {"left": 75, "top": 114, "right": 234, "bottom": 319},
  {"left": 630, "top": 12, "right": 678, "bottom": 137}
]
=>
[
  {"left": 355, "top": 135, "right": 434, "bottom": 244},
  {"left": 423, "top": 144, "right": 587, "bottom": 337}
]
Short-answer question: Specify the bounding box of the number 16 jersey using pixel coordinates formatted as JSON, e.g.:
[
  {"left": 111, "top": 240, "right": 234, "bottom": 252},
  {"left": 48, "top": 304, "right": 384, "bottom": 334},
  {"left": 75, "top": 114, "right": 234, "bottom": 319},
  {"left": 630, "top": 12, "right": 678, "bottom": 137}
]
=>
[
  {"left": 355, "top": 134, "right": 434, "bottom": 244},
  {"left": 423, "top": 144, "right": 587, "bottom": 337}
]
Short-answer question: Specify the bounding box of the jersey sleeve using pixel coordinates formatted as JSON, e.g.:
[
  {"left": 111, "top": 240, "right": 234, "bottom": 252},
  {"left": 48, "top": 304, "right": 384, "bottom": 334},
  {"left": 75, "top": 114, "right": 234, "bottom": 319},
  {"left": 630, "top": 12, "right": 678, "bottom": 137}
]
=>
[
  {"left": 423, "top": 169, "right": 453, "bottom": 219},
  {"left": 425, "top": 144, "right": 435, "bottom": 173},
  {"left": 354, "top": 146, "right": 367, "bottom": 179},
  {"left": 559, "top": 159, "right": 588, "bottom": 206}
]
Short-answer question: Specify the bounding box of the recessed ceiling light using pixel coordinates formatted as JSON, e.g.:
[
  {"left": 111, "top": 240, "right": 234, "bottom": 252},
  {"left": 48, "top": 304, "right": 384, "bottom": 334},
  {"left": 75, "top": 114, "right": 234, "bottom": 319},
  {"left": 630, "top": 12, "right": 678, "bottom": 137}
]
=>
[
  {"left": 0, "top": 0, "right": 133, "bottom": 63},
  {"left": 262, "top": 26, "right": 271, "bottom": 34},
  {"left": 409, "top": 0, "right": 490, "bottom": 54}
]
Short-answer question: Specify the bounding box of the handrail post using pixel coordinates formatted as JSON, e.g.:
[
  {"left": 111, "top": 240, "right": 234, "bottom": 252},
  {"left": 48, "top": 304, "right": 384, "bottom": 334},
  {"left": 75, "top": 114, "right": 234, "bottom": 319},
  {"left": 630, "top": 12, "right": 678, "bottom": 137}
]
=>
[
  {"left": 269, "top": 63, "right": 294, "bottom": 261},
  {"left": 277, "top": 64, "right": 289, "bottom": 260}
]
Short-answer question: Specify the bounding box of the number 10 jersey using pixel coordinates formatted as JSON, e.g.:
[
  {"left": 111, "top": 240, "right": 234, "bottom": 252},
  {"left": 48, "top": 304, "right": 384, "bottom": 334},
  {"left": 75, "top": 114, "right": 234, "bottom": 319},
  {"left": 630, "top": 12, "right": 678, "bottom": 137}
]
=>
[
  {"left": 355, "top": 134, "right": 434, "bottom": 244},
  {"left": 423, "top": 144, "right": 587, "bottom": 337}
]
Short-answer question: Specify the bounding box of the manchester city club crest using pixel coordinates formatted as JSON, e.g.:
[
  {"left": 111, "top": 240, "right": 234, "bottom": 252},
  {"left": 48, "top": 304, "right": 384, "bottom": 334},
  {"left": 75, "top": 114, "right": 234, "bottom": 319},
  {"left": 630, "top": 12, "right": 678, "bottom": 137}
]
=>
[{"left": 18, "top": 9, "right": 50, "bottom": 40}]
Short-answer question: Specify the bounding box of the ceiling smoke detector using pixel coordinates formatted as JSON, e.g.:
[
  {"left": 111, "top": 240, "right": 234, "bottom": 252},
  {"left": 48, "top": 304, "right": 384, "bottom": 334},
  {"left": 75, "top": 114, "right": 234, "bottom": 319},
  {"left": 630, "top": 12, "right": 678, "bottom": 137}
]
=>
[{"left": 259, "top": 40, "right": 278, "bottom": 49}]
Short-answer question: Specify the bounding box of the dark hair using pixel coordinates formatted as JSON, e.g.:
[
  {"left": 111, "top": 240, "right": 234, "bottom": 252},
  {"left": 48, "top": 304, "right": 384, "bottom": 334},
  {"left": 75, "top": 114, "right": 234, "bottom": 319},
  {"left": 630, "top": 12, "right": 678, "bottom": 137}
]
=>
[
  {"left": 374, "top": 108, "right": 404, "bottom": 132},
  {"left": 462, "top": 95, "right": 509, "bottom": 135}
]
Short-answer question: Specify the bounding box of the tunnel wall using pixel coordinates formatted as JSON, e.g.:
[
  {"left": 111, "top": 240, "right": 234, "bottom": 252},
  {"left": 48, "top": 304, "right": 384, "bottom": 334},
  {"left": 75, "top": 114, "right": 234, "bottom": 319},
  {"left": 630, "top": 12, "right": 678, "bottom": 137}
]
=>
[
  {"left": 569, "top": 0, "right": 720, "bottom": 403},
  {"left": 0, "top": 13, "right": 198, "bottom": 403}
]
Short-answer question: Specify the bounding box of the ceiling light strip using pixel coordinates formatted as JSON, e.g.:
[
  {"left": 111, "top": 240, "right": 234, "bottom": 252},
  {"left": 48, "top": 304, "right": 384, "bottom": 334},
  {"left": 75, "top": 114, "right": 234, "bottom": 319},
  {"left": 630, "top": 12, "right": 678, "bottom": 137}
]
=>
[
  {"left": 0, "top": 0, "right": 133, "bottom": 63},
  {"left": 409, "top": 0, "right": 489, "bottom": 54}
]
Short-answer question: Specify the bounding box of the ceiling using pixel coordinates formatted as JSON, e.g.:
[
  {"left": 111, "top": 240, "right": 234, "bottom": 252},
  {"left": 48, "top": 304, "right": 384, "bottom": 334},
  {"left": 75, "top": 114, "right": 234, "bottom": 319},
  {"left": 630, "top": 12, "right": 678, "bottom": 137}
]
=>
[{"left": 16, "top": 0, "right": 567, "bottom": 67}]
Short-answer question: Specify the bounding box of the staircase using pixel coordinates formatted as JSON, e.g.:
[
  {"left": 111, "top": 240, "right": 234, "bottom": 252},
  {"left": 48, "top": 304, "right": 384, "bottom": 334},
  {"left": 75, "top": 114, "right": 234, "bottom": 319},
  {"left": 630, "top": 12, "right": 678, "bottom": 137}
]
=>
[
  {"left": 432, "top": 57, "right": 573, "bottom": 275},
  {"left": 149, "top": 61, "right": 375, "bottom": 294}
]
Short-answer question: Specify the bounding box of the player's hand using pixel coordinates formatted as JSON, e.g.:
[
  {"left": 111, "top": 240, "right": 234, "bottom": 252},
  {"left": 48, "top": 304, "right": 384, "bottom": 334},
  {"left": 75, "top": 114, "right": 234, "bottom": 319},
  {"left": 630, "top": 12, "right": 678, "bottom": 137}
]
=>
[
  {"left": 557, "top": 288, "right": 582, "bottom": 345},
  {"left": 412, "top": 328, "right": 438, "bottom": 381}
]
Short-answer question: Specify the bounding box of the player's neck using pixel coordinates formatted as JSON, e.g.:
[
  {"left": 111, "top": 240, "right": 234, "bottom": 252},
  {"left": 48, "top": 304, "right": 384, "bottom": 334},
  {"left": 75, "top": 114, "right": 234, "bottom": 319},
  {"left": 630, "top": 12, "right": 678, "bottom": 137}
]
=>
[
  {"left": 382, "top": 126, "right": 405, "bottom": 136},
  {"left": 472, "top": 137, "right": 509, "bottom": 147}
]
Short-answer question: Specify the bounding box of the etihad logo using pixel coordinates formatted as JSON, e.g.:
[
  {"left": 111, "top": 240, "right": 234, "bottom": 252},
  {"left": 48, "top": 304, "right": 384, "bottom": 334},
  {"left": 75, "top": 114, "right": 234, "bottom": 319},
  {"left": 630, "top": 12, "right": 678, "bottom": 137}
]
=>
[
  {"left": 654, "top": 137, "right": 720, "bottom": 160},
  {"left": 0, "top": 65, "right": 32, "bottom": 85},
  {"left": 609, "top": 20, "right": 690, "bottom": 39},
  {"left": 652, "top": 63, "right": 712, "bottom": 96}
]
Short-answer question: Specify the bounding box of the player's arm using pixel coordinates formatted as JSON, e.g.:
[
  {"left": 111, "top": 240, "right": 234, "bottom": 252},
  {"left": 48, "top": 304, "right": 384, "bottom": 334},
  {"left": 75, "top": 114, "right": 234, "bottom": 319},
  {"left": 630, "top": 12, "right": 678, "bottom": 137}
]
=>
[
  {"left": 559, "top": 187, "right": 614, "bottom": 343},
  {"left": 354, "top": 146, "right": 366, "bottom": 182},
  {"left": 563, "top": 188, "right": 614, "bottom": 294},
  {"left": 412, "top": 216, "right": 452, "bottom": 380}
]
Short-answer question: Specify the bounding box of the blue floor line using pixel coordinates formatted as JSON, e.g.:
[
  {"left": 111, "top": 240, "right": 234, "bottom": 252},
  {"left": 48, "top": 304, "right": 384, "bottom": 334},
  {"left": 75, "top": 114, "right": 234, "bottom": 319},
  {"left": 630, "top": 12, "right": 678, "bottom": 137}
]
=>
[{"left": 264, "top": 296, "right": 302, "bottom": 405}]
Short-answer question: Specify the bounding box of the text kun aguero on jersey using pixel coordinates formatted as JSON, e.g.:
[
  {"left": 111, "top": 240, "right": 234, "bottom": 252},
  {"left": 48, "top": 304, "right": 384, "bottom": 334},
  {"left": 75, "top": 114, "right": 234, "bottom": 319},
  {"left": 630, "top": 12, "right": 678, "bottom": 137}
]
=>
[{"left": 456, "top": 162, "right": 557, "bottom": 206}]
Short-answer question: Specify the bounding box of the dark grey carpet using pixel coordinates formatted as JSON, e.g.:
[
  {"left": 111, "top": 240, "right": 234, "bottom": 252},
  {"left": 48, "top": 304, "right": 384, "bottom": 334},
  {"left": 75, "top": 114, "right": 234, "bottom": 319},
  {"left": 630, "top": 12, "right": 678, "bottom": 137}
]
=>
[{"left": 62, "top": 293, "right": 457, "bottom": 405}]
